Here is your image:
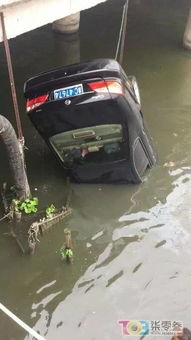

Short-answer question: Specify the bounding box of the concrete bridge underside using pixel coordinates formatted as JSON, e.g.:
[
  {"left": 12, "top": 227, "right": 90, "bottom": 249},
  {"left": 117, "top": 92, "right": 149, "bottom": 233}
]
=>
[{"left": 0, "top": 0, "right": 108, "bottom": 42}]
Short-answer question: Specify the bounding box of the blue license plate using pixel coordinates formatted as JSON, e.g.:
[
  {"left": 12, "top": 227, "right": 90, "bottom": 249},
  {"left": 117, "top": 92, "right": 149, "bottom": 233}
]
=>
[{"left": 54, "top": 84, "right": 83, "bottom": 100}]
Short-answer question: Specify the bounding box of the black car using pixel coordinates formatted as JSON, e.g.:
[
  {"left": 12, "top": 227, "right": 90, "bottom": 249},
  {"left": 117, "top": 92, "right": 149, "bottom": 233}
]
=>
[{"left": 24, "top": 59, "right": 156, "bottom": 183}]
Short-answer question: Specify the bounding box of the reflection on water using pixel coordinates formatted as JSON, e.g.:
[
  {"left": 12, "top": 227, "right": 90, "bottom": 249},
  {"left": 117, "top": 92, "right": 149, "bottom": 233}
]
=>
[
  {"left": 0, "top": 0, "right": 191, "bottom": 339},
  {"left": 53, "top": 32, "right": 80, "bottom": 66}
]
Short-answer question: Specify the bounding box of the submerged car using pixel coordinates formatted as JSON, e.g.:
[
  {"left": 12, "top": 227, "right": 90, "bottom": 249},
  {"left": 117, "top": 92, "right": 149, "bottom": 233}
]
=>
[{"left": 24, "top": 58, "right": 156, "bottom": 183}]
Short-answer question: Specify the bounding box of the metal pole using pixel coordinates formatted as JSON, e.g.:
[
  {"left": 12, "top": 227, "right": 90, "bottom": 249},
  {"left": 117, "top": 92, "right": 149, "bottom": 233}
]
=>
[
  {"left": 118, "top": 0, "right": 129, "bottom": 65},
  {"left": 0, "top": 12, "right": 23, "bottom": 142},
  {"left": 0, "top": 303, "right": 46, "bottom": 340}
]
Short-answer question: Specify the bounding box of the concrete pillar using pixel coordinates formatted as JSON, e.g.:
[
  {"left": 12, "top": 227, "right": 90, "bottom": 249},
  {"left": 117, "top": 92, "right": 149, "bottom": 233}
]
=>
[
  {"left": 183, "top": 8, "right": 191, "bottom": 51},
  {"left": 52, "top": 12, "right": 80, "bottom": 34}
]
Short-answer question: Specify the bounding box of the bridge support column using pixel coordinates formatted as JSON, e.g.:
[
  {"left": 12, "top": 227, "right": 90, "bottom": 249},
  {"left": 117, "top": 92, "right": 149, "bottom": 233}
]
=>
[
  {"left": 52, "top": 12, "right": 80, "bottom": 34},
  {"left": 183, "top": 8, "right": 191, "bottom": 50}
]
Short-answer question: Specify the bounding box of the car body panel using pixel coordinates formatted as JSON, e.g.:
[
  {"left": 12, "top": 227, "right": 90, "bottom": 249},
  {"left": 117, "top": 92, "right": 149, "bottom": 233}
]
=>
[{"left": 24, "top": 59, "right": 156, "bottom": 183}]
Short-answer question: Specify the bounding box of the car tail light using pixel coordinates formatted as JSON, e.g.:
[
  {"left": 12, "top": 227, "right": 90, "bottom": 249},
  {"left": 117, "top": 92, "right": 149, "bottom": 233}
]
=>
[
  {"left": 88, "top": 80, "right": 123, "bottom": 95},
  {"left": 26, "top": 94, "right": 48, "bottom": 113}
]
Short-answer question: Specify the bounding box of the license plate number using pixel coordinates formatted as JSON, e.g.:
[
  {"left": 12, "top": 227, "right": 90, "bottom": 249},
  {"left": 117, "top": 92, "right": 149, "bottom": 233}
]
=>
[{"left": 54, "top": 84, "right": 83, "bottom": 100}]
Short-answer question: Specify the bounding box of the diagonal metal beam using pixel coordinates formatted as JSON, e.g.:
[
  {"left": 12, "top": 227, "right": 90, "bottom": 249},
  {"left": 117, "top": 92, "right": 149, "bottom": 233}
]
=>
[{"left": 0, "top": 11, "right": 23, "bottom": 142}]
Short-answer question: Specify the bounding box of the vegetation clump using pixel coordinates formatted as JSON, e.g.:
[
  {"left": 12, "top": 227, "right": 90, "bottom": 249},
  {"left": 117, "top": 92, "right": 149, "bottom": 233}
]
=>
[
  {"left": 60, "top": 247, "right": 73, "bottom": 260},
  {"left": 45, "top": 204, "right": 56, "bottom": 218},
  {"left": 12, "top": 197, "right": 38, "bottom": 214}
]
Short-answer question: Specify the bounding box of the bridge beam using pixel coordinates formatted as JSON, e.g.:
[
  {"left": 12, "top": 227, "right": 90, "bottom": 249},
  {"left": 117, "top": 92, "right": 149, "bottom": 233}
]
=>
[{"left": 183, "top": 8, "right": 191, "bottom": 51}]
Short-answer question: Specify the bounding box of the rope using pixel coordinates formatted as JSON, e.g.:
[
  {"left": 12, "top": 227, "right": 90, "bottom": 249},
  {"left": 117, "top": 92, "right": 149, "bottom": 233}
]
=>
[
  {"left": 0, "top": 303, "right": 46, "bottom": 340},
  {"left": 115, "top": 0, "right": 129, "bottom": 64}
]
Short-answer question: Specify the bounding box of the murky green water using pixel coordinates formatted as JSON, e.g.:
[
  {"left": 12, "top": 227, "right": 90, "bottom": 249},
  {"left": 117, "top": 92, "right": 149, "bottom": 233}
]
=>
[{"left": 0, "top": 0, "right": 191, "bottom": 339}]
